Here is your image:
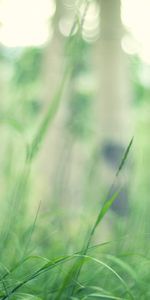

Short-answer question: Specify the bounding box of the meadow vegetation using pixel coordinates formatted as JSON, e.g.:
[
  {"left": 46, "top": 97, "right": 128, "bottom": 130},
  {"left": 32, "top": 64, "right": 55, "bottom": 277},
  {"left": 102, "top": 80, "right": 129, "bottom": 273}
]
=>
[{"left": 0, "top": 1, "right": 150, "bottom": 299}]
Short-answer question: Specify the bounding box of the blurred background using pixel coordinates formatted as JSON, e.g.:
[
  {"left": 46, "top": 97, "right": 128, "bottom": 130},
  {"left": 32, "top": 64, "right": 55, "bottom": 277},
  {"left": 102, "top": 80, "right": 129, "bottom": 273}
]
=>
[{"left": 0, "top": 0, "right": 150, "bottom": 258}]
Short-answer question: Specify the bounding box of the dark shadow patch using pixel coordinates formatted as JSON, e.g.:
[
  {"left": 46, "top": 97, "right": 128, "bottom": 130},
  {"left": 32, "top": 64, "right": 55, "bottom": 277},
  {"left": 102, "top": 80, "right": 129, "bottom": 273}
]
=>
[{"left": 102, "top": 142, "right": 125, "bottom": 168}]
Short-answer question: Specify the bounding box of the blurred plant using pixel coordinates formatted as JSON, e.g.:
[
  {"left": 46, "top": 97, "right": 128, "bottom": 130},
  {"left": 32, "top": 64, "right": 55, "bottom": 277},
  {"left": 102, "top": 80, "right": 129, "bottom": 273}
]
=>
[{"left": 0, "top": 0, "right": 150, "bottom": 299}]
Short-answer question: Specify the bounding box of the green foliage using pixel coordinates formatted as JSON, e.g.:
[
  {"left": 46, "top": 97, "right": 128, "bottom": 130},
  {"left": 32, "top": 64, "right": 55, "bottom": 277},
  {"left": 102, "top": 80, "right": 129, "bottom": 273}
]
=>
[
  {"left": 13, "top": 48, "right": 42, "bottom": 85},
  {"left": 67, "top": 92, "right": 92, "bottom": 140},
  {"left": 0, "top": 0, "right": 150, "bottom": 299}
]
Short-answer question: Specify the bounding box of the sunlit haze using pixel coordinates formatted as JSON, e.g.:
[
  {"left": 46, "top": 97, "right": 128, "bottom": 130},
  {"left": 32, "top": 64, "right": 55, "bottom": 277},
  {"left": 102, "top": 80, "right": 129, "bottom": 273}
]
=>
[
  {"left": 0, "top": 0, "right": 150, "bottom": 64},
  {"left": 0, "top": 0, "right": 55, "bottom": 47},
  {"left": 122, "top": 0, "right": 150, "bottom": 64}
]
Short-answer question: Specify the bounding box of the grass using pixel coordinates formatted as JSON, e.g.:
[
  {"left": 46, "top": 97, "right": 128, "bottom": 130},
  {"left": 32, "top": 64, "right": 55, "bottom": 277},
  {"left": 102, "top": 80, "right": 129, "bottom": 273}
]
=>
[{"left": 0, "top": 0, "right": 150, "bottom": 299}]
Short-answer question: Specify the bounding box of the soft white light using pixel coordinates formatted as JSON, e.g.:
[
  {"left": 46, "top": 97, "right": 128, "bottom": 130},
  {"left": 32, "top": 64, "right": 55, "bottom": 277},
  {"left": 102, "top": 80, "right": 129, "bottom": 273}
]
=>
[
  {"left": 59, "top": 17, "right": 77, "bottom": 37},
  {"left": 122, "top": 0, "right": 150, "bottom": 64},
  {"left": 0, "top": 0, "right": 55, "bottom": 47},
  {"left": 81, "top": 1, "right": 100, "bottom": 43},
  {"left": 121, "top": 34, "right": 140, "bottom": 55}
]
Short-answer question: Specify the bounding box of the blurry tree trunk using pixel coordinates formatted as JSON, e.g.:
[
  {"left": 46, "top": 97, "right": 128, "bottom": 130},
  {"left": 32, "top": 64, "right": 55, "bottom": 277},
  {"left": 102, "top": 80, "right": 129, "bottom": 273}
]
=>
[
  {"left": 38, "top": 0, "right": 78, "bottom": 211},
  {"left": 93, "top": 0, "right": 132, "bottom": 214},
  {"left": 38, "top": 1, "right": 91, "bottom": 233},
  {"left": 41, "top": 1, "right": 64, "bottom": 108},
  {"left": 37, "top": 0, "right": 66, "bottom": 204}
]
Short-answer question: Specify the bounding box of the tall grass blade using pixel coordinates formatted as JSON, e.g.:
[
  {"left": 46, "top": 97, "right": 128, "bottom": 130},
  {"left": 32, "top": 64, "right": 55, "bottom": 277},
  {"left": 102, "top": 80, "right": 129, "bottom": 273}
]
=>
[{"left": 68, "top": 137, "right": 134, "bottom": 297}]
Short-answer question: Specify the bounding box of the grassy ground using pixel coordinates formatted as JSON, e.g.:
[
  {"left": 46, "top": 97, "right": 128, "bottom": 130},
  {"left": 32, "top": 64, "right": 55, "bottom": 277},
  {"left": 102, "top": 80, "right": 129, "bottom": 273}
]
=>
[{"left": 0, "top": 1, "right": 150, "bottom": 299}]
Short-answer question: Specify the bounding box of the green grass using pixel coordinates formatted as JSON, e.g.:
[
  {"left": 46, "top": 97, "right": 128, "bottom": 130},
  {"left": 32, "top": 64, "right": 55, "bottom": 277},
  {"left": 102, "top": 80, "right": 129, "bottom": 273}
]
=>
[{"left": 0, "top": 0, "right": 150, "bottom": 299}]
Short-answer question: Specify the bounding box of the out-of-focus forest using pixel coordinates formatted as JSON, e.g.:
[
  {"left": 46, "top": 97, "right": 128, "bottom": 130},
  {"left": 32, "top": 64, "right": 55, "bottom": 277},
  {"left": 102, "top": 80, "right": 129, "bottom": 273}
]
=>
[{"left": 0, "top": 0, "right": 150, "bottom": 299}]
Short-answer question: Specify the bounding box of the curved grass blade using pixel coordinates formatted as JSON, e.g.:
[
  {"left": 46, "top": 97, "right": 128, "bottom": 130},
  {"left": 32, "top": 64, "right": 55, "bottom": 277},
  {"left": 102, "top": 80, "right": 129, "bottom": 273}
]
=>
[
  {"left": 68, "top": 137, "right": 134, "bottom": 297},
  {"left": 1, "top": 253, "right": 134, "bottom": 300}
]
